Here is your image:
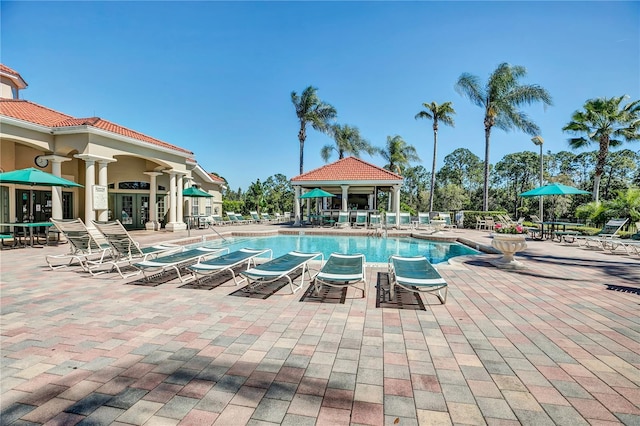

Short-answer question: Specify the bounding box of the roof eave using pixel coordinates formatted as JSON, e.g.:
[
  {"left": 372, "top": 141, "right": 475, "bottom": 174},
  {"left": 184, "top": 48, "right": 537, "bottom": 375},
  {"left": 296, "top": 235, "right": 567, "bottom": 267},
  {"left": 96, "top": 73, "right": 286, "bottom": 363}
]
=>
[
  {"left": 52, "top": 125, "right": 193, "bottom": 158},
  {"left": 291, "top": 179, "right": 402, "bottom": 186},
  {"left": 0, "top": 115, "right": 52, "bottom": 133}
]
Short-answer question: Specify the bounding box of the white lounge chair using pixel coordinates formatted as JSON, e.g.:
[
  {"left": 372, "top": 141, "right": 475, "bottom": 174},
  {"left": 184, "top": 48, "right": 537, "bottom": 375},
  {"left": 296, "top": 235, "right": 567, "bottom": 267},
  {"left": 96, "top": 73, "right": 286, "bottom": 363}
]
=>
[
  {"left": 46, "top": 218, "right": 112, "bottom": 270},
  {"left": 576, "top": 218, "right": 629, "bottom": 250},
  {"left": 188, "top": 248, "right": 273, "bottom": 285},
  {"left": 388, "top": 255, "right": 448, "bottom": 304},
  {"left": 240, "top": 251, "right": 324, "bottom": 294},
  {"left": 133, "top": 247, "right": 227, "bottom": 283},
  {"left": 313, "top": 253, "right": 367, "bottom": 298}
]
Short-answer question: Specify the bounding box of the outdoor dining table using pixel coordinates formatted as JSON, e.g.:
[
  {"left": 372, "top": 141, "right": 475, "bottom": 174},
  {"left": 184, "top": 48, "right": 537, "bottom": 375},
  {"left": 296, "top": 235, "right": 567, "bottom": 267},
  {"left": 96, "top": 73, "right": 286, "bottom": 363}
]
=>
[
  {"left": 537, "top": 221, "right": 584, "bottom": 241},
  {"left": 0, "top": 222, "right": 53, "bottom": 247}
]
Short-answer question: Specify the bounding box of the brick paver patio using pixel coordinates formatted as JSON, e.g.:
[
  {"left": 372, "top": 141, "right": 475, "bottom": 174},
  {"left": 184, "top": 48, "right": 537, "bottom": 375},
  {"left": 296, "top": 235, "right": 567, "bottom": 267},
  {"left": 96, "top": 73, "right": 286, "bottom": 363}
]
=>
[{"left": 1, "top": 224, "right": 638, "bottom": 425}]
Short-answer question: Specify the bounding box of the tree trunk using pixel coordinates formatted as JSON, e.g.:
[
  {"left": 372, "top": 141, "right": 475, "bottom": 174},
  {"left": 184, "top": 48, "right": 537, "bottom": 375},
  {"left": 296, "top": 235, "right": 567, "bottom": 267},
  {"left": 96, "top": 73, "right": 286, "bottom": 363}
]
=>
[
  {"left": 592, "top": 174, "right": 601, "bottom": 203},
  {"left": 298, "top": 125, "right": 306, "bottom": 175},
  {"left": 592, "top": 136, "right": 609, "bottom": 203},
  {"left": 429, "top": 129, "right": 437, "bottom": 212},
  {"left": 483, "top": 126, "right": 491, "bottom": 211}
]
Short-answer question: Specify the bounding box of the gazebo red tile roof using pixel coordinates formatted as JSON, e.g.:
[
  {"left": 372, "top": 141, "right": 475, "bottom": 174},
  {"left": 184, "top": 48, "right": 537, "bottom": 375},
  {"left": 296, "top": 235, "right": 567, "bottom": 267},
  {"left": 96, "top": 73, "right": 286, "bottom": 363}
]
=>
[
  {"left": 0, "top": 99, "right": 192, "bottom": 155},
  {"left": 291, "top": 157, "right": 402, "bottom": 182},
  {"left": 0, "top": 64, "right": 28, "bottom": 89}
]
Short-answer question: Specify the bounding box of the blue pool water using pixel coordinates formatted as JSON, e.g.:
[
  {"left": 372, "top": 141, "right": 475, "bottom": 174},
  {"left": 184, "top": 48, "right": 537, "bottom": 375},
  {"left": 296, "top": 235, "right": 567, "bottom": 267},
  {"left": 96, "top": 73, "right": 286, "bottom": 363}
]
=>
[{"left": 190, "top": 235, "right": 478, "bottom": 264}]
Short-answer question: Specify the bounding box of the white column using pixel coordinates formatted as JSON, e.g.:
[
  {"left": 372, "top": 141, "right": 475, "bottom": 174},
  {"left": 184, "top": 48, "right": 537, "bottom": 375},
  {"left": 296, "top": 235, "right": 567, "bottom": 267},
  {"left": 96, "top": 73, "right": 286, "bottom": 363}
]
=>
[
  {"left": 341, "top": 185, "right": 349, "bottom": 211},
  {"left": 47, "top": 156, "right": 71, "bottom": 220},
  {"left": 144, "top": 171, "right": 162, "bottom": 230},
  {"left": 394, "top": 185, "right": 401, "bottom": 226},
  {"left": 177, "top": 174, "right": 185, "bottom": 225},
  {"left": 96, "top": 161, "right": 109, "bottom": 221},
  {"left": 165, "top": 172, "right": 186, "bottom": 232},
  {"left": 84, "top": 160, "right": 96, "bottom": 224},
  {"left": 294, "top": 186, "right": 301, "bottom": 226}
]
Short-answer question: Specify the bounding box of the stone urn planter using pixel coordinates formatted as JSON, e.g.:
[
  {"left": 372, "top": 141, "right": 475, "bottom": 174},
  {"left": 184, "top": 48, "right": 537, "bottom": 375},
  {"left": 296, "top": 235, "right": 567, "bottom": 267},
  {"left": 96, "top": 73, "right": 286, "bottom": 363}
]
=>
[{"left": 491, "top": 233, "right": 527, "bottom": 269}]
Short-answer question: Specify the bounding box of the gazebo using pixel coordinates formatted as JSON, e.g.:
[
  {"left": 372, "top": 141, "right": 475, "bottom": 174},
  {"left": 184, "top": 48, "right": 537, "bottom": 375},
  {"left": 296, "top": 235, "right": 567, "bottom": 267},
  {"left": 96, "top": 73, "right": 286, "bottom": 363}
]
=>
[{"left": 290, "top": 157, "right": 404, "bottom": 226}]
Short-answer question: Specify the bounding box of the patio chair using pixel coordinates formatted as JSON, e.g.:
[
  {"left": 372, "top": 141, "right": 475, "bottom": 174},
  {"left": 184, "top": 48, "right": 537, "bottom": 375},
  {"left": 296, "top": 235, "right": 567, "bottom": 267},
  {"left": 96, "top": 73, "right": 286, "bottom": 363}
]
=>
[
  {"left": 441, "top": 213, "right": 457, "bottom": 230},
  {"left": 46, "top": 218, "right": 112, "bottom": 270},
  {"left": 385, "top": 212, "right": 397, "bottom": 229},
  {"left": 475, "top": 216, "right": 487, "bottom": 230},
  {"left": 575, "top": 218, "right": 629, "bottom": 250},
  {"left": 313, "top": 253, "right": 367, "bottom": 298},
  {"left": 89, "top": 220, "right": 181, "bottom": 278},
  {"left": 188, "top": 248, "right": 273, "bottom": 285},
  {"left": 334, "top": 211, "right": 351, "bottom": 228},
  {"left": 399, "top": 212, "right": 412, "bottom": 229},
  {"left": 369, "top": 214, "right": 381, "bottom": 229},
  {"left": 388, "top": 255, "right": 448, "bottom": 304},
  {"left": 211, "top": 215, "right": 229, "bottom": 226},
  {"left": 417, "top": 212, "right": 433, "bottom": 231},
  {"left": 240, "top": 251, "right": 324, "bottom": 294},
  {"left": 484, "top": 216, "right": 494, "bottom": 231},
  {"left": 262, "top": 212, "right": 277, "bottom": 223},
  {"left": 353, "top": 211, "right": 368, "bottom": 228},
  {"left": 250, "top": 211, "right": 262, "bottom": 222},
  {"left": 133, "top": 246, "right": 228, "bottom": 283}
]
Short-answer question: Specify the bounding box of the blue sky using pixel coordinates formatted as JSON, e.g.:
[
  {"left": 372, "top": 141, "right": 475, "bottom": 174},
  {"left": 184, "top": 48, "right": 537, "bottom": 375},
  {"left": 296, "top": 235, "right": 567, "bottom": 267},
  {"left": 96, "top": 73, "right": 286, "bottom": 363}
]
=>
[{"left": 2, "top": 1, "right": 638, "bottom": 191}]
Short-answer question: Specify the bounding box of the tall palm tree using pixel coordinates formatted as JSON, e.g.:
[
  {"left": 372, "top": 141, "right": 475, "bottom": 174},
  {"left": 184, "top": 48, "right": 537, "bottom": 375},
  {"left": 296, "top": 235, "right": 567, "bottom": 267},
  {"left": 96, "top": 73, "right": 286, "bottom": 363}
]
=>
[
  {"left": 321, "top": 124, "right": 375, "bottom": 162},
  {"left": 291, "top": 86, "right": 337, "bottom": 174},
  {"left": 379, "top": 135, "right": 420, "bottom": 175},
  {"left": 415, "top": 101, "right": 456, "bottom": 212},
  {"left": 563, "top": 96, "right": 640, "bottom": 202},
  {"left": 455, "top": 63, "right": 553, "bottom": 211}
]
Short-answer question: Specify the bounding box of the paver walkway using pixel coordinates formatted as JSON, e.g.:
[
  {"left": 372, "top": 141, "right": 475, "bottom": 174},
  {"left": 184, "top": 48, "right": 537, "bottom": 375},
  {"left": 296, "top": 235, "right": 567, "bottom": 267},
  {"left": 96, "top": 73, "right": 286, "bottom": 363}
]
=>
[{"left": 1, "top": 225, "right": 638, "bottom": 425}]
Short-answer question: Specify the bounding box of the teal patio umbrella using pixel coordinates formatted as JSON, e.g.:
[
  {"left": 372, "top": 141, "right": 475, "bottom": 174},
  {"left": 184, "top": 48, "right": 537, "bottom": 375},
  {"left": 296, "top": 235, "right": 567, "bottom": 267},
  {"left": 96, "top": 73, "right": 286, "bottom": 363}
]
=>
[
  {"left": 519, "top": 183, "right": 590, "bottom": 197},
  {"left": 299, "top": 188, "right": 335, "bottom": 199},
  {"left": 182, "top": 186, "right": 213, "bottom": 235},
  {"left": 0, "top": 168, "right": 83, "bottom": 222}
]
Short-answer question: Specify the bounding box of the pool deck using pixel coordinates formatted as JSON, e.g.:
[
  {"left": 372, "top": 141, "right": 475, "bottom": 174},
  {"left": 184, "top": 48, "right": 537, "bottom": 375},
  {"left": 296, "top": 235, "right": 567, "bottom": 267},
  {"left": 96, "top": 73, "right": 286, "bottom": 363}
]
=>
[{"left": 1, "top": 223, "right": 639, "bottom": 425}]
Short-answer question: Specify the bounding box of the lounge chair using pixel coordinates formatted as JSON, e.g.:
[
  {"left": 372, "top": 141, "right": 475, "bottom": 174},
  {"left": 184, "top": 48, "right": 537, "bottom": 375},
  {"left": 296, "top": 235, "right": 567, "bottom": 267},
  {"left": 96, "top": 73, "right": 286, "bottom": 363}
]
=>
[
  {"left": 388, "top": 255, "right": 448, "bottom": 304},
  {"left": 250, "top": 211, "right": 262, "bottom": 222},
  {"left": 385, "top": 212, "right": 397, "bottom": 228},
  {"left": 240, "top": 251, "right": 324, "bottom": 294},
  {"left": 399, "top": 212, "right": 412, "bottom": 229},
  {"left": 369, "top": 214, "right": 381, "bottom": 229},
  {"left": 334, "top": 211, "right": 350, "bottom": 228},
  {"left": 46, "top": 218, "right": 112, "bottom": 270},
  {"left": 89, "top": 220, "right": 181, "bottom": 278},
  {"left": 417, "top": 213, "right": 433, "bottom": 231},
  {"left": 313, "top": 253, "right": 367, "bottom": 298},
  {"left": 353, "top": 211, "right": 368, "bottom": 228},
  {"left": 133, "top": 247, "right": 227, "bottom": 283},
  {"left": 607, "top": 231, "right": 640, "bottom": 256},
  {"left": 262, "top": 212, "right": 276, "bottom": 223},
  {"left": 439, "top": 213, "right": 457, "bottom": 230},
  {"left": 188, "top": 248, "right": 273, "bottom": 285},
  {"left": 576, "top": 218, "right": 629, "bottom": 250}
]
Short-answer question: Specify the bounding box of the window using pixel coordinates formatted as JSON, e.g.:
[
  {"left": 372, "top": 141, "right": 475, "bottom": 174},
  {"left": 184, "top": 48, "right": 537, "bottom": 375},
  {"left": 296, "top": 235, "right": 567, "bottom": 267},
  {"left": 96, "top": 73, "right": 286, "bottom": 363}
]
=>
[
  {"left": 191, "top": 197, "right": 199, "bottom": 216},
  {"left": 118, "top": 181, "right": 150, "bottom": 190},
  {"left": 205, "top": 198, "right": 212, "bottom": 216}
]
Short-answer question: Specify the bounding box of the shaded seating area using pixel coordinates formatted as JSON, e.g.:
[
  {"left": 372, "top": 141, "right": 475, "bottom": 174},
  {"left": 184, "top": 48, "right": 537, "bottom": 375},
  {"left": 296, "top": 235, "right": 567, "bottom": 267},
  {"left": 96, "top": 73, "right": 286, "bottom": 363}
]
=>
[
  {"left": 133, "top": 247, "right": 227, "bottom": 283},
  {"left": 240, "top": 251, "right": 323, "bottom": 294},
  {"left": 89, "top": 220, "right": 181, "bottom": 278},
  {"left": 313, "top": 253, "right": 367, "bottom": 298},
  {"left": 388, "top": 255, "right": 448, "bottom": 304},
  {"left": 188, "top": 248, "right": 273, "bottom": 285},
  {"left": 46, "top": 218, "right": 112, "bottom": 270}
]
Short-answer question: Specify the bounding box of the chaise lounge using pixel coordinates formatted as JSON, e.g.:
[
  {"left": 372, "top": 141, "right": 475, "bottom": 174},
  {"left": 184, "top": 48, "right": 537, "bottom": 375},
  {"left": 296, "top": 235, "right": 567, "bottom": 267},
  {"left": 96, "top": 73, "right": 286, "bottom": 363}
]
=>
[
  {"left": 313, "top": 253, "right": 367, "bottom": 298},
  {"left": 188, "top": 247, "right": 273, "bottom": 285},
  {"left": 388, "top": 255, "right": 448, "bottom": 304},
  {"left": 240, "top": 251, "right": 324, "bottom": 294}
]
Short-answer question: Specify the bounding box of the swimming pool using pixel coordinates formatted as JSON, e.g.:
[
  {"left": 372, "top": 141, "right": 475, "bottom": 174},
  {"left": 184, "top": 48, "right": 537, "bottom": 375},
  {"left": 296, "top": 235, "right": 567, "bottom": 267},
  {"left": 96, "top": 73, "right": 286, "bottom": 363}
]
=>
[{"left": 191, "top": 234, "right": 478, "bottom": 264}]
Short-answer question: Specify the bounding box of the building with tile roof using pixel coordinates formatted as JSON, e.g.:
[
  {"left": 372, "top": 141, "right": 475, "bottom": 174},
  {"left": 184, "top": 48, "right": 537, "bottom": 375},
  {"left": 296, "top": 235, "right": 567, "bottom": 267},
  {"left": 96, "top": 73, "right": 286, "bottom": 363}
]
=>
[
  {"left": 290, "top": 157, "right": 404, "bottom": 226},
  {"left": 0, "top": 64, "right": 224, "bottom": 231}
]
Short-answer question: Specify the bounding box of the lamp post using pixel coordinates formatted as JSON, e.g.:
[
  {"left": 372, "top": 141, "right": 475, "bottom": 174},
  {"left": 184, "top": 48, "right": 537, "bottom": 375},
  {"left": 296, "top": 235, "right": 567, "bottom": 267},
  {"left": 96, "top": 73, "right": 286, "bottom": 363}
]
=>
[{"left": 531, "top": 136, "right": 544, "bottom": 221}]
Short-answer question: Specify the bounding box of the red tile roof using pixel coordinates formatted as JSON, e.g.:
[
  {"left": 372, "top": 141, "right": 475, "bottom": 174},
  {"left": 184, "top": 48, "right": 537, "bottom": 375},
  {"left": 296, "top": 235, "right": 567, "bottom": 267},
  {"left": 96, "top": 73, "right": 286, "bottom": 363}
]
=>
[
  {"left": 208, "top": 173, "right": 226, "bottom": 183},
  {"left": 291, "top": 157, "right": 403, "bottom": 182},
  {"left": 0, "top": 64, "right": 27, "bottom": 88},
  {"left": 0, "top": 99, "right": 192, "bottom": 155}
]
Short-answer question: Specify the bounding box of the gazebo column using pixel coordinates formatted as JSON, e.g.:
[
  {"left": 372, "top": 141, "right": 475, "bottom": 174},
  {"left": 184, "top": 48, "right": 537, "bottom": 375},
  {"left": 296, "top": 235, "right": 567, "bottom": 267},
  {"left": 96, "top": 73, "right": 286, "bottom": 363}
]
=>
[
  {"left": 341, "top": 185, "right": 349, "bottom": 211},
  {"left": 393, "top": 185, "right": 401, "bottom": 226},
  {"left": 96, "top": 160, "right": 111, "bottom": 222},
  {"left": 144, "top": 171, "right": 162, "bottom": 230},
  {"left": 294, "top": 186, "right": 301, "bottom": 226}
]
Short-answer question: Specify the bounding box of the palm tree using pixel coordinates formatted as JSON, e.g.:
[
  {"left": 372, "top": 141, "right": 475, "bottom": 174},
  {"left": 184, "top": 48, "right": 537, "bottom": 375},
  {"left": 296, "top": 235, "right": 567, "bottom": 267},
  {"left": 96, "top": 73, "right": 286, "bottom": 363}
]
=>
[
  {"left": 321, "top": 124, "right": 375, "bottom": 162},
  {"left": 291, "top": 86, "right": 337, "bottom": 175},
  {"left": 563, "top": 96, "right": 640, "bottom": 202},
  {"left": 415, "top": 101, "right": 456, "bottom": 212},
  {"left": 455, "top": 63, "right": 553, "bottom": 211},
  {"left": 379, "top": 135, "right": 420, "bottom": 175}
]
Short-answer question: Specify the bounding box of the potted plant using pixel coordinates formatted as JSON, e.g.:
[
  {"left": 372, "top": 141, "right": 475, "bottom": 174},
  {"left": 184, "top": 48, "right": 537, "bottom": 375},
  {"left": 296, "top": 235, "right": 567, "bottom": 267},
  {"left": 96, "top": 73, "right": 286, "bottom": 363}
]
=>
[{"left": 491, "top": 223, "right": 528, "bottom": 269}]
